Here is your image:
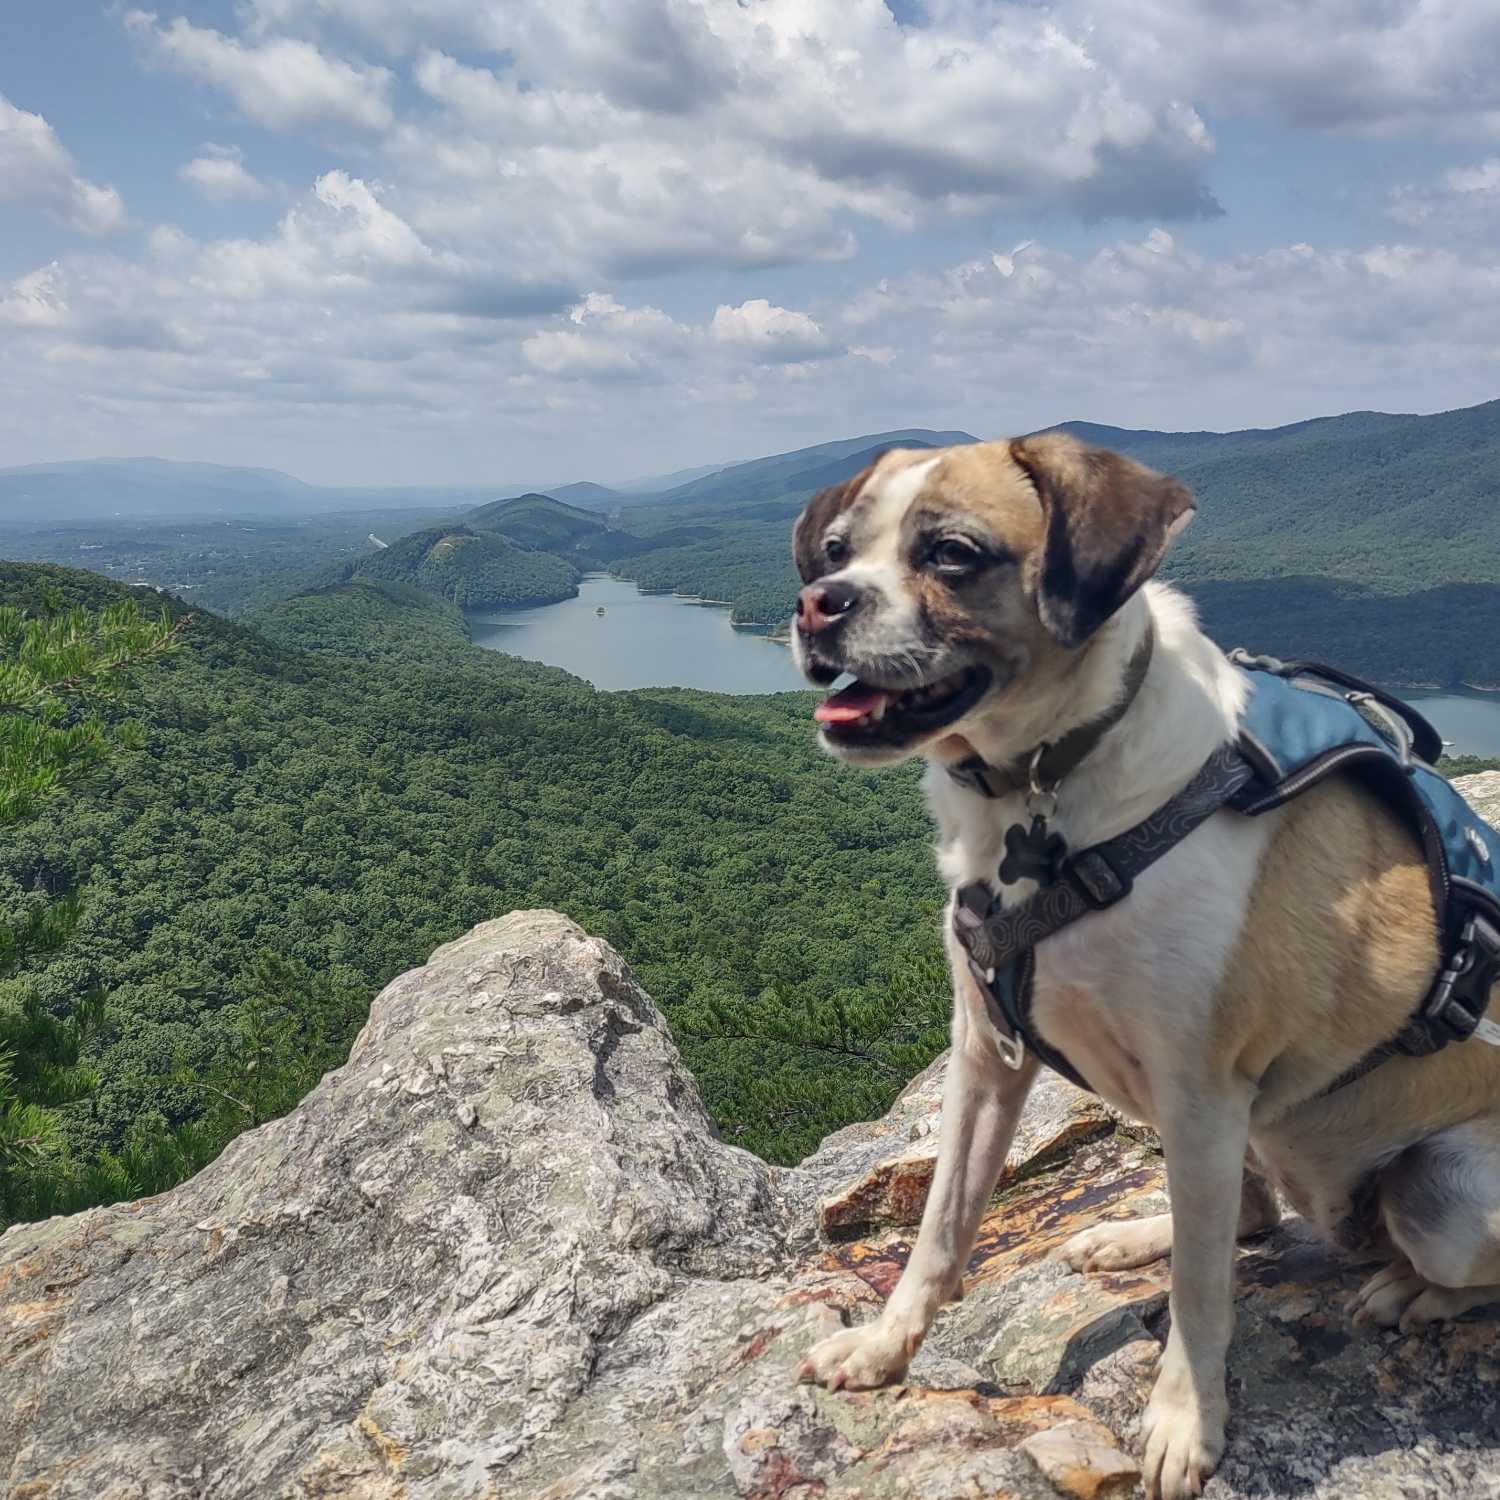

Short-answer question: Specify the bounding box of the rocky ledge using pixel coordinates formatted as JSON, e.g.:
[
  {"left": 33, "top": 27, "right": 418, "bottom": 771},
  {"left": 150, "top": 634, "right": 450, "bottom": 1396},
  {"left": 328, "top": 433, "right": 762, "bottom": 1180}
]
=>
[{"left": 2, "top": 907, "right": 1498, "bottom": 1500}]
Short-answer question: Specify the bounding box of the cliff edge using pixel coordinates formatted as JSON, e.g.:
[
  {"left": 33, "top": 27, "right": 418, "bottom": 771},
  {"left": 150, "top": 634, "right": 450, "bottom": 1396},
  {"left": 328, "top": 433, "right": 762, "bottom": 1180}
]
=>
[{"left": 2, "top": 899, "right": 1497, "bottom": 1499}]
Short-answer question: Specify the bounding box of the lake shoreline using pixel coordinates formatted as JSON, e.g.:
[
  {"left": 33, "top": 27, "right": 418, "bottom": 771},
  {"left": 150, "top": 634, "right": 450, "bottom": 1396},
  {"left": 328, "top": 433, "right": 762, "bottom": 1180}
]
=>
[
  {"left": 471, "top": 575, "right": 1500, "bottom": 753},
  {"left": 466, "top": 574, "right": 804, "bottom": 694}
]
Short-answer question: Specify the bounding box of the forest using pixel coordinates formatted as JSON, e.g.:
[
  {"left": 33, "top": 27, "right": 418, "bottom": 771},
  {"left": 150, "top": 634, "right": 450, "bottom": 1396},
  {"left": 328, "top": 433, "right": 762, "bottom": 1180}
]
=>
[
  {"left": 0, "top": 564, "right": 952, "bottom": 1225},
  {"left": 6, "top": 399, "right": 1500, "bottom": 1226},
  {"left": 328, "top": 523, "right": 582, "bottom": 610}
]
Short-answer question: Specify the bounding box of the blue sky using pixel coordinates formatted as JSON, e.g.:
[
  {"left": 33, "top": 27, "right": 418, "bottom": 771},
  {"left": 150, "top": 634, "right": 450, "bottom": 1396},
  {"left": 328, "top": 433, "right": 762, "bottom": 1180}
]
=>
[{"left": 2, "top": 1, "right": 1499, "bottom": 486}]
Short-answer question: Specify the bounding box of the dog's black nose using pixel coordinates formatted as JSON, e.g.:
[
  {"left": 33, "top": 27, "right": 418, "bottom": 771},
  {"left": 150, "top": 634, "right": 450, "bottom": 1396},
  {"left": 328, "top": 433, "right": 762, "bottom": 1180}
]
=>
[{"left": 796, "top": 579, "right": 861, "bottom": 635}]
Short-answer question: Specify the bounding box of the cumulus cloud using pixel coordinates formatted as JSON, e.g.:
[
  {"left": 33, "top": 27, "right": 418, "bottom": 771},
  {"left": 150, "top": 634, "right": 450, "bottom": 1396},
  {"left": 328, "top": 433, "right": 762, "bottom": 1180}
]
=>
[
  {"left": 8, "top": 0, "right": 1500, "bottom": 479},
  {"left": 0, "top": 95, "right": 125, "bottom": 233},
  {"left": 123, "top": 11, "right": 394, "bottom": 132},
  {"left": 836, "top": 229, "right": 1500, "bottom": 429},
  {"left": 1082, "top": 0, "right": 1500, "bottom": 137},
  {"left": 0, "top": 264, "right": 70, "bottom": 330},
  {"left": 13, "top": 196, "right": 1500, "bottom": 483},
  {"left": 710, "top": 300, "right": 834, "bottom": 362},
  {"left": 179, "top": 145, "right": 270, "bottom": 201}
]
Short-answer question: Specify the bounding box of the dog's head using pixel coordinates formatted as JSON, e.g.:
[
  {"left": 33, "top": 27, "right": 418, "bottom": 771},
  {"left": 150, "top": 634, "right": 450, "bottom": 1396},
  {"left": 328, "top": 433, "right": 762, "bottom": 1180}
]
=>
[{"left": 790, "top": 434, "right": 1195, "bottom": 764}]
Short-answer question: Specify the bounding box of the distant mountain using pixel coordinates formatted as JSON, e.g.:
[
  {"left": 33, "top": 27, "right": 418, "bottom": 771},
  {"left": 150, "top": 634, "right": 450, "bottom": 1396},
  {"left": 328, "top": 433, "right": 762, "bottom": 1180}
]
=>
[
  {"left": 0, "top": 458, "right": 319, "bottom": 523},
  {"left": 463, "top": 491, "right": 655, "bottom": 563},
  {"left": 0, "top": 457, "right": 539, "bottom": 525},
  {"left": 466, "top": 492, "right": 607, "bottom": 548},
  {"left": 615, "top": 428, "right": 981, "bottom": 510},
  {"left": 775, "top": 439, "right": 939, "bottom": 497},
  {"left": 544, "top": 481, "right": 618, "bottom": 505},
  {"left": 616, "top": 461, "right": 731, "bottom": 494}
]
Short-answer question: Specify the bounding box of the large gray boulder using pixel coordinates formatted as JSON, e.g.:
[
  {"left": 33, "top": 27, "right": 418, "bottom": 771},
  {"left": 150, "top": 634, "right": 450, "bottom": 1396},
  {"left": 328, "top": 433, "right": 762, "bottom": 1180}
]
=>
[
  {"left": 1457, "top": 768, "right": 1500, "bottom": 825},
  {"left": 2, "top": 906, "right": 1497, "bottom": 1499}
]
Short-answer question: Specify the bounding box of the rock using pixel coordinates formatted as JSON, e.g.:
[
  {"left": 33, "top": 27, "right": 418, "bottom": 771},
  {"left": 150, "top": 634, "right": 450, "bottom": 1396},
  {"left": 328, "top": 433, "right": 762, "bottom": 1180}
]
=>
[
  {"left": 1455, "top": 769, "right": 1500, "bottom": 825},
  {"left": 815, "top": 1063, "right": 1116, "bottom": 1238},
  {"left": 1019, "top": 1419, "right": 1141, "bottom": 1499},
  {"left": 2, "top": 910, "right": 1498, "bottom": 1499}
]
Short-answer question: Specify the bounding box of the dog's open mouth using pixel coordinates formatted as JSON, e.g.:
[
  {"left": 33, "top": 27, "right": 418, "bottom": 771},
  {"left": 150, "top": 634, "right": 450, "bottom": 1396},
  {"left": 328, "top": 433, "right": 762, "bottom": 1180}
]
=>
[{"left": 813, "top": 665, "right": 992, "bottom": 746}]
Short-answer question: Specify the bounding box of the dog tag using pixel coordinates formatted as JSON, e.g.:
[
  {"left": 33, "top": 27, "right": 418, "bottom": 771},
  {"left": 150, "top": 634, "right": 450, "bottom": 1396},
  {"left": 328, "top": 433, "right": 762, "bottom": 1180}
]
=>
[
  {"left": 999, "top": 816, "right": 1067, "bottom": 889},
  {"left": 1473, "top": 1018, "right": 1500, "bottom": 1047}
]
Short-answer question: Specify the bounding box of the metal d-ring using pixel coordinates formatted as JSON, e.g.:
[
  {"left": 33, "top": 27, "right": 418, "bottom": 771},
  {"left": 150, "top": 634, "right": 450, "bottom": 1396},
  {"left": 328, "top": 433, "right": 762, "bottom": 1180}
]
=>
[{"left": 1026, "top": 743, "right": 1059, "bottom": 820}]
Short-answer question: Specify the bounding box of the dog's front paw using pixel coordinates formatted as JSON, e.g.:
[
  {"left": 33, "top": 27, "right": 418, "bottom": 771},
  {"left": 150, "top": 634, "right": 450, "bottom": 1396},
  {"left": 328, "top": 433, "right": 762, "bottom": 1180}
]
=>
[
  {"left": 1058, "top": 1215, "right": 1173, "bottom": 1273},
  {"left": 796, "top": 1321, "right": 915, "bottom": 1392},
  {"left": 1141, "top": 1383, "right": 1225, "bottom": 1500}
]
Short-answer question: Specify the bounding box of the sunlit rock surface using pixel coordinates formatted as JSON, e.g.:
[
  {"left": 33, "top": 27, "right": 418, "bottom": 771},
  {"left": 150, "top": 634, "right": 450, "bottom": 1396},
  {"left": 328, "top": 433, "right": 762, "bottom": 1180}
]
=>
[{"left": 2, "top": 907, "right": 1497, "bottom": 1498}]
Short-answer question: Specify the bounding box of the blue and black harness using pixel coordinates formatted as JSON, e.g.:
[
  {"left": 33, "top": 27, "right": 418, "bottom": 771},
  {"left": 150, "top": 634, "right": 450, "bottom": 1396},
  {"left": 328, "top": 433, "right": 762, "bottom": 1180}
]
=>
[{"left": 949, "top": 651, "right": 1500, "bottom": 1095}]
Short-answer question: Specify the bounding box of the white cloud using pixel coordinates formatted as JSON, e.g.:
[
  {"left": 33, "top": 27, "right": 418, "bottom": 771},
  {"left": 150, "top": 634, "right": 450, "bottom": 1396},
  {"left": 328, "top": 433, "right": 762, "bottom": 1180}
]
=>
[
  {"left": 522, "top": 330, "right": 648, "bottom": 380},
  {"left": 1448, "top": 160, "right": 1500, "bottom": 195},
  {"left": 836, "top": 230, "right": 1500, "bottom": 431},
  {"left": 1388, "top": 158, "right": 1500, "bottom": 234},
  {"left": 179, "top": 145, "right": 270, "bottom": 201},
  {"left": 1082, "top": 0, "right": 1500, "bottom": 137},
  {"left": 9, "top": 1, "right": 1500, "bottom": 480},
  {"left": 123, "top": 11, "right": 394, "bottom": 132},
  {"left": 710, "top": 300, "right": 834, "bottom": 362},
  {"left": 0, "top": 95, "right": 125, "bottom": 234},
  {"left": 0, "top": 264, "right": 70, "bottom": 330}
]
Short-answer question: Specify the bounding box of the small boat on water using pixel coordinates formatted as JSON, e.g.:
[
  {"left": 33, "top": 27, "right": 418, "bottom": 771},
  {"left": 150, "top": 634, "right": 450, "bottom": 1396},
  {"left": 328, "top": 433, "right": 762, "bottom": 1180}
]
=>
[{"left": 596, "top": 606, "right": 606, "bottom": 616}]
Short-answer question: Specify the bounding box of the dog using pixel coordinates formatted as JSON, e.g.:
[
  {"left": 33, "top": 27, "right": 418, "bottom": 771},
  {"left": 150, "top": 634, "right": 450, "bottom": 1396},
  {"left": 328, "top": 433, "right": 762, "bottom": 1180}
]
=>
[{"left": 788, "top": 433, "right": 1500, "bottom": 1500}]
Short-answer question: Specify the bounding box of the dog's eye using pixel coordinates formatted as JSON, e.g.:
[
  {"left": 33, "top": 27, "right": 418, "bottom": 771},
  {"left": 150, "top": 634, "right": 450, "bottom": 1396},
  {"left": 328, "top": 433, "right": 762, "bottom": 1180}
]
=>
[
  {"left": 930, "top": 538, "right": 984, "bottom": 571},
  {"left": 823, "top": 536, "right": 850, "bottom": 566}
]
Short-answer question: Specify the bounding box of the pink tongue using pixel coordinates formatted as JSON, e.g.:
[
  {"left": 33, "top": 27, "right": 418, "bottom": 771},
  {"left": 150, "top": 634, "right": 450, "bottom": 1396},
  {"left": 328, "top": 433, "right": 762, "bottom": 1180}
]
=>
[{"left": 814, "top": 681, "right": 897, "bottom": 725}]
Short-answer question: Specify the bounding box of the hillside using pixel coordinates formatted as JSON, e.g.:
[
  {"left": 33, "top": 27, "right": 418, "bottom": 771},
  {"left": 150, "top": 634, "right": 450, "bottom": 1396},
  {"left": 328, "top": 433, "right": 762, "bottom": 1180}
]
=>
[
  {"left": 1050, "top": 398, "right": 1500, "bottom": 591},
  {"left": 464, "top": 489, "right": 665, "bottom": 566},
  {"left": 466, "top": 491, "right": 607, "bottom": 545},
  {"left": 11, "top": 399, "right": 1500, "bottom": 688},
  {"left": 0, "top": 563, "right": 949, "bottom": 1226},
  {"left": 608, "top": 399, "right": 1500, "bottom": 688},
  {"left": 619, "top": 427, "right": 981, "bottom": 510},
  {"left": 338, "top": 523, "right": 581, "bottom": 609}
]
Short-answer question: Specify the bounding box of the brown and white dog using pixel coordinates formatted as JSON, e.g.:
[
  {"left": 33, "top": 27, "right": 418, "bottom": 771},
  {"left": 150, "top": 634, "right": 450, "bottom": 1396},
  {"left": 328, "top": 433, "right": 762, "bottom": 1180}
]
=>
[{"left": 789, "top": 434, "right": 1500, "bottom": 1500}]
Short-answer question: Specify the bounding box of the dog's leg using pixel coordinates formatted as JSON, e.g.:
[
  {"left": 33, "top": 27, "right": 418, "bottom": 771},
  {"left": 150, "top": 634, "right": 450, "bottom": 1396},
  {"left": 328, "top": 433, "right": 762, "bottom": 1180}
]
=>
[
  {"left": 1058, "top": 1160, "right": 1279, "bottom": 1272},
  {"left": 1140, "top": 1078, "right": 1255, "bottom": 1500},
  {"left": 799, "top": 965, "right": 1039, "bottom": 1391},
  {"left": 1349, "top": 1119, "right": 1500, "bottom": 1333}
]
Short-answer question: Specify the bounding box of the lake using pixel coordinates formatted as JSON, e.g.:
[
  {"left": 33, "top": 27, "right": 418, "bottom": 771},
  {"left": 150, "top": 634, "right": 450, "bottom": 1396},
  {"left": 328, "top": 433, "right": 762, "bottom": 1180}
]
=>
[
  {"left": 1406, "top": 691, "right": 1500, "bottom": 759},
  {"left": 468, "top": 574, "right": 805, "bottom": 693},
  {"left": 469, "top": 575, "right": 1500, "bottom": 756}
]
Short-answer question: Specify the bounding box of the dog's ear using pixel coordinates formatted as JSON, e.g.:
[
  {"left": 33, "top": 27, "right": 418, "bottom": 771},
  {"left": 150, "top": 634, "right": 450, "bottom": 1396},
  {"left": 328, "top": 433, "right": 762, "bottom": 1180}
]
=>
[
  {"left": 1009, "top": 433, "right": 1196, "bottom": 650},
  {"left": 791, "top": 463, "right": 877, "bottom": 582}
]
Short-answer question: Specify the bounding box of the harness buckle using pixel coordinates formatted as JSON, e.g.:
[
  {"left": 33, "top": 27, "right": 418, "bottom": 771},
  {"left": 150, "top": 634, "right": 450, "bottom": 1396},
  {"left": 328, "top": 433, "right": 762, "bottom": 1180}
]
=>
[
  {"left": 996, "top": 1029, "right": 1027, "bottom": 1070},
  {"left": 1422, "top": 912, "right": 1500, "bottom": 1047},
  {"left": 962, "top": 954, "right": 1027, "bottom": 1070},
  {"left": 1068, "top": 849, "right": 1132, "bottom": 909}
]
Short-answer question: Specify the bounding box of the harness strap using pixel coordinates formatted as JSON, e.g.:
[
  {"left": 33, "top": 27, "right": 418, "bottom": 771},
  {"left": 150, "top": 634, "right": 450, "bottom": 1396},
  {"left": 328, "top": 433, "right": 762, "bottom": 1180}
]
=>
[
  {"left": 955, "top": 729, "right": 1500, "bottom": 1099},
  {"left": 953, "top": 743, "right": 1257, "bottom": 1090}
]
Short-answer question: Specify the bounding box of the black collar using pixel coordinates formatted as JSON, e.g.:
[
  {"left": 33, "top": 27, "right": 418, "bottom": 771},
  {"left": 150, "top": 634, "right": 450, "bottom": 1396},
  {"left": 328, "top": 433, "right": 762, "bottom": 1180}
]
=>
[{"left": 944, "top": 625, "right": 1156, "bottom": 800}]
